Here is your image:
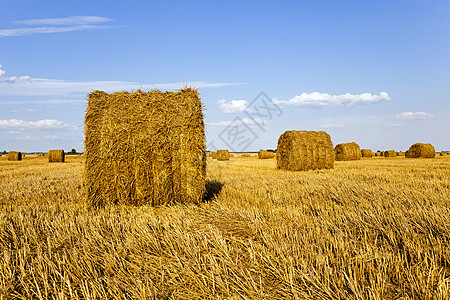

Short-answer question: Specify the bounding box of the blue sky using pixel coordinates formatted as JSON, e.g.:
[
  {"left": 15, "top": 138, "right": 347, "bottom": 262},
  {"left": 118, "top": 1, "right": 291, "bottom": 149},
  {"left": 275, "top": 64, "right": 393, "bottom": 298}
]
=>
[{"left": 1, "top": 0, "right": 449, "bottom": 152}]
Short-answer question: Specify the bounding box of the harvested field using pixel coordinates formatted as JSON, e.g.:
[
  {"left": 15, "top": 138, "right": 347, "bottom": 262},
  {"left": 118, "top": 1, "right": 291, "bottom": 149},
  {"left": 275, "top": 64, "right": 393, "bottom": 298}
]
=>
[{"left": 1, "top": 154, "right": 449, "bottom": 299}]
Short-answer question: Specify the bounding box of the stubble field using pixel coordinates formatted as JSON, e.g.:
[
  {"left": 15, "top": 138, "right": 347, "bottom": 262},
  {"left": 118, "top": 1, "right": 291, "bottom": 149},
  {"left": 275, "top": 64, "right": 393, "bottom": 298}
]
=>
[{"left": 0, "top": 155, "right": 449, "bottom": 299}]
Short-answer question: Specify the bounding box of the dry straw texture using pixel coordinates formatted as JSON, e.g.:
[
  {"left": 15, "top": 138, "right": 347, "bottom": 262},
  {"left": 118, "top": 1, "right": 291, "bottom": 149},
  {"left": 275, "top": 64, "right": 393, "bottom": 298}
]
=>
[
  {"left": 277, "top": 130, "right": 334, "bottom": 171},
  {"left": 8, "top": 151, "right": 22, "bottom": 161},
  {"left": 407, "top": 143, "right": 435, "bottom": 158},
  {"left": 361, "top": 149, "right": 374, "bottom": 157},
  {"left": 85, "top": 88, "right": 206, "bottom": 207},
  {"left": 335, "top": 142, "right": 362, "bottom": 161},
  {"left": 384, "top": 150, "right": 397, "bottom": 158},
  {"left": 405, "top": 150, "right": 411, "bottom": 158},
  {"left": 48, "top": 150, "right": 65, "bottom": 163},
  {"left": 258, "top": 150, "right": 275, "bottom": 159},
  {"left": 216, "top": 150, "right": 230, "bottom": 161}
]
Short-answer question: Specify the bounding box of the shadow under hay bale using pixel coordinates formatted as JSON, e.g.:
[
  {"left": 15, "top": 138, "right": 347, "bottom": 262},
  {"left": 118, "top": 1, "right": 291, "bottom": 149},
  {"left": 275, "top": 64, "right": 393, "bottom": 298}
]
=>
[
  {"left": 384, "top": 150, "right": 396, "bottom": 158},
  {"left": 48, "top": 150, "right": 65, "bottom": 162},
  {"left": 335, "top": 142, "right": 361, "bottom": 161},
  {"left": 361, "top": 149, "right": 374, "bottom": 157},
  {"left": 8, "top": 151, "right": 22, "bottom": 161},
  {"left": 85, "top": 88, "right": 206, "bottom": 207},
  {"left": 258, "top": 150, "right": 275, "bottom": 159},
  {"left": 277, "top": 130, "right": 334, "bottom": 171},
  {"left": 407, "top": 143, "right": 435, "bottom": 158},
  {"left": 216, "top": 150, "right": 230, "bottom": 161},
  {"left": 203, "top": 180, "right": 224, "bottom": 202}
]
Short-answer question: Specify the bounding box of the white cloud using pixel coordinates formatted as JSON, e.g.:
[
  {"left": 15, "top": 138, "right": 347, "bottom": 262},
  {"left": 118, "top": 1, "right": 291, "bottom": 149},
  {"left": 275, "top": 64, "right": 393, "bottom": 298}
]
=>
[
  {"left": 1, "top": 15, "right": 113, "bottom": 38},
  {"left": 45, "top": 135, "right": 61, "bottom": 140},
  {"left": 395, "top": 111, "right": 434, "bottom": 120},
  {"left": 0, "top": 66, "right": 244, "bottom": 97},
  {"left": 0, "top": 119, "right": 73, "bottom": 129},
  {"left": 0, "top": 25, "right": 111, "bottom": 38},
  {"left": 321, "top": 123, "right": 347, "bottom": 129},
  {"left": 9, "top": 108, "right": 37, "bottom": 113},
  {"left": 207, "top": 117, "right": 264, "bottom": 127},
  {"left": 273, "top": 92, "right": 391, "bottom": 107},
  {"left": 217, "top": 99, "right": 248, "bottom": 113},
  {"left": 17, "top": 135, "right": 38, "bottom": 141},
  {"left": 0, "top": 65, "right": 5, "bottom": 76},
  {"left": 14, "top": 16, "right": 112, "bottom": 26}
]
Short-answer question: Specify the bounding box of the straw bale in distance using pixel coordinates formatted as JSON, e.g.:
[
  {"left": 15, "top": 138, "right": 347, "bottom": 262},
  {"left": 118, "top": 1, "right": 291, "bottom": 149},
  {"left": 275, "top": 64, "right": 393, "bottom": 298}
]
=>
[
  {"left": 241, "top": 153, "right": 250, "bottom": 158},
  {"left": 361, "top": 149, "right": 373, "bottom": 157},
  {"left": 258, "top": 150, "right": 275, "bottom": 159},
  {"left": 335, "top": 142, "right": 361, "bottom": 161},
  {"left": 440, "top": 152, "right": 445, "bottom": 156},
  {"left": 384, "top": 150, "right": 396, "bottom": 157},
  {"left": 48, "top": 150, "right": 65, "bottom": 162},
  {"left": 85, "top": 88, "right": 206, "bottom": 207},
  {"left": 216, "top": 150, "right": 230, "bottom": 161},
  {"left": 277, "top": 130, "right": 334, "bottom": 171},
  {"left": 407, "top": 143, "right": 435, "bottom": 158},
  {"left": 211, "top": 152, "right": 218, "bottom": 159},
  {"left": 8, "top": 151, "right": 22, "bottom": 161}
]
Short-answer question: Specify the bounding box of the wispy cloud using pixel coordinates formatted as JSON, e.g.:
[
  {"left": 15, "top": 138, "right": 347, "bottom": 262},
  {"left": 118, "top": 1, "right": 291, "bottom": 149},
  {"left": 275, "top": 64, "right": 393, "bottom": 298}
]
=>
[
  {"left": 0, "top": 119, "right": 74, "bottom": 130},
  {"left": 207, "top": 117, "right": 264, "bottom": 127},
  {"left": 217, "top": 99, "right": 248, "bottom": 113},
  {"left": 0, "top": 15, "right": 113, "bottom": 38},
  {"left": 273, "top": 92, "right": 390, "bottom": 107},
  {"left": 9, "top": 108, "right": 37, "bottom": 113},
  {"left": 14, "top": 16, "right": 112, "bottom": 26},
  {"left": 321, "top": 123, "right": 347, "bottom": 129},
  {"left": 0, "top": 65, "right": 243, "bottom": 97},
  {"left": 395, "top": 111, "right": 434, "bottom": 120}
]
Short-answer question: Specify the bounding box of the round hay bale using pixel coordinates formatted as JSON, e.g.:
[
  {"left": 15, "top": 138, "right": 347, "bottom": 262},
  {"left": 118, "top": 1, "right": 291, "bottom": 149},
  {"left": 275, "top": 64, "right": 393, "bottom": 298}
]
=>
[
  {"left": 229, "top": 153, "right": 234, "bottom": 157},
  {"left": 258, "top": 150, "right": 275, "bottom": 159},
  {"left": 211, "top": 152, "right": 218, "bottom": 159},
  {"left": 277, "top": 130, "right": 334, "bottom": 171},
  {"left": 48, "top": 150, "right": 65, "bottom": 162},
  {"left": 361, "top": 149, "right": 374, "bottom": 157},
  {"left": 407, "top": 143, "right": 435, "bottom": 158},
  {"left": 216, "top": 150, "right": 230, "bottom": 161},
  {"left": 384, "top": 150, "right": 396, "bottom": 157},
  {"left": 7, "top": 151, "right": 22, "bottom": 161},
  {"left": 85, "top": 88, "right": 206, "bottom": 207},
  {"left": 335, "top": 142, "right": 361, "bottom": 161},
  {"left": 241, "top": 153, "right": 250, "bottom": 158}
]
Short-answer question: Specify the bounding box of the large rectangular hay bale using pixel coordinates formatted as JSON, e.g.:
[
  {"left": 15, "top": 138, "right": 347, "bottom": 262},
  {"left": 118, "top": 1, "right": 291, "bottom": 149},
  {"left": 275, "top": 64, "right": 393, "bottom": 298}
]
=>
[
  {"left": 8, "top": 151, "right": 22, "bottom": 161},
  {"left": 277, "top": 130, "right": 334, "bottom": 171},
  {"left": 407, "top": 143, "right": 435, "bottom": 158},
  {"left": 85, "top": 88, "right": 206, "bottom": 206},
  {"left": 48, "top": 150, "right": 65, "bottom": 162},
  {"left": 335, "top": 142, "right": 362, "bottom": 161}
]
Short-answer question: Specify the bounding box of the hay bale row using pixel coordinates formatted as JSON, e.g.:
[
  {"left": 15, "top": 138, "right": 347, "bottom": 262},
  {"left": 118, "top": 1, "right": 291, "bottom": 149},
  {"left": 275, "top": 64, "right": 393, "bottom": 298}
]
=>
[
  {"left": 8, "top": 151, "right": 22, "bottom": 161},
  {"left": 384, "top": 150, "right": 396, "bottom": 157},
  {"left": 85, "top": 88, "right": 206, "bottom": 207},
  {"left": 48, "top": 150, "right": 65, "bottom": 162},
  {"left": 258, "top": 150, "right": 275, "bottom": 159},
  {"left": 361, "top": 149, "right": 373, "bottom": 157},
  {"left": 407, "top": 143, "right": 435, "bottom": 158},
  {"left": 216, "top": 150, "right": 230, "bottom": 161},
  {"left": 277, "top": 130, "right": 334, "bottom": 171},
  {"left": 335, "top": 142, "right": 361, "bottom": 161}
]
